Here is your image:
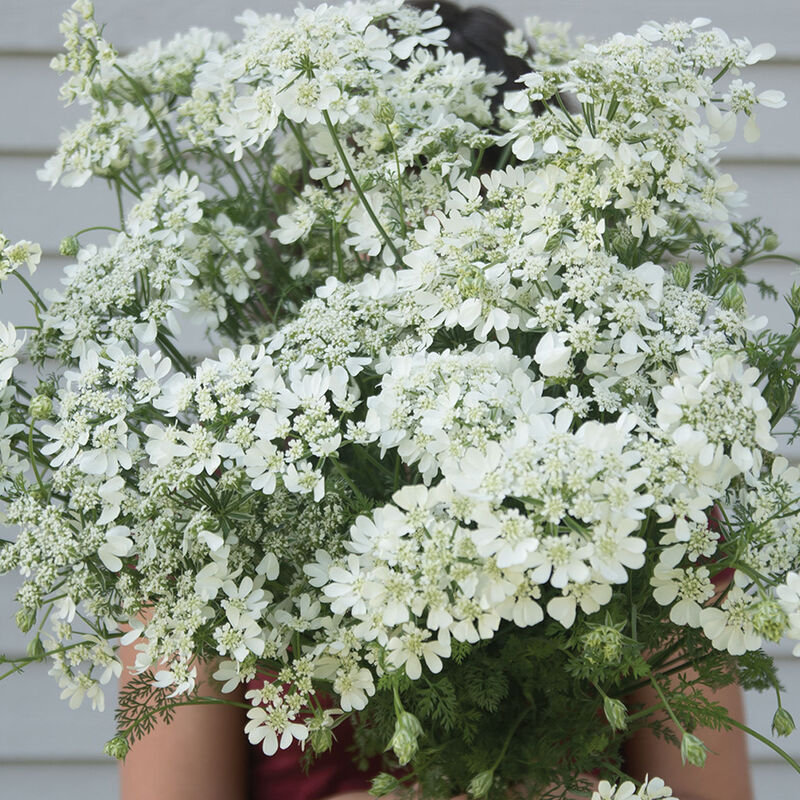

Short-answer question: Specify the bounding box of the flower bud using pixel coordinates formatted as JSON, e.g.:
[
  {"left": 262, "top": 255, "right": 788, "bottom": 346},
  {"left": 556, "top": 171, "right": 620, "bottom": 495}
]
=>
[
  {"left": 751, "top": 598, "right": 788, "bottom": 642},
  {"left": 787, "top": 285, "right": 800, "bottom": 318},
  {"left": 603, "top": 696, "right": 629, "bottom": 732},
  {"left": 584, "top": 625, "right": 624, "bottom": 665},
  {"left": 467, "top": 769, "right": 495, "bottom": 798},
  {"left": 672, "top": 261, "right": 692, "bottom": 289},
  {"left": 310, "top": 725, "right": 333, "bottom": 754},
  {"left": 29, "top": 394, "right": 54, "bottom": 421},
  {"left": 388, "top": 710, "right": 423, "bottom": 765},
  {"left": 681, "top": 732, "right": 707, "bottom": 767},
  {"left": 15, "top": 607, "right": 36, "bottom": 633},
  {"left": 720, "top": 283, "right": 745, "bottom": 312},
  {"left": 772, "top": 707, "right": 796, "bottom": 737},
  {"left": 763, "top": 231, "right": 779, "bottom": 251},
  {"left": 59, "top": 235, "right": 80, "bottom": 257},
  {"left": 271, "top": 165, "right": 293, "bottom": 187},
  {"left": 26, "top": 635, "right": 46, "bottom": 660},
  {"left": 374, "top": 100, "right": 395, "bottom": 125},
  {"left": 103, "top": 735, "right": 130, "bottom": 761},
  {"left": 370, "top": 773, "right": 400, "bottom": 797}
]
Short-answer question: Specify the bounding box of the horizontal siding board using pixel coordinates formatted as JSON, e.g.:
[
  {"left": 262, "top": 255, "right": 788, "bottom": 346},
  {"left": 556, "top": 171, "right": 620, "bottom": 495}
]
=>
[
  {"left": 3, "top": 1, "right": 800, "bottom": 61},
  {"left": 0, "top": 572, "right": 28, "bottom": 657},
  {"left": 0, "top": 156, "right": 121, "bottom": 250},
  {"left": 0, "top": 54, "right": 797, "bottom": 159},
  {"left": 0, "top": 55, "right": 84, "bottom": 152},
  {"left": 751, "top": 761, "right": 800, "bottom": 798},
  {"left": 0, "top": 763, "right": 117, "bottom": 799},
  {"left": 0, "top": 757, "right": 793, "bottom": 800},
  {"left": 0, "top": 661, "right": 117, "bottom": 759}
]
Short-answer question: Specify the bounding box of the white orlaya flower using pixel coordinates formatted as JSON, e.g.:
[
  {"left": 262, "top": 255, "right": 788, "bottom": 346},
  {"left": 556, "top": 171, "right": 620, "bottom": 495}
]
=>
[
  {"left": 533, "top": 330, "right": 572, "bottom": 378},
  {"left": 152, "top": 661, "right": 199, "bottom": 698},
  {"left": 213, "top": 659, "right": 257, "bottom": 694},
  {"left": 637, "top": 775, "right": 678, "bottom": 800},
  {"left": 349, "top": 506, "right": 410, "bottom": 563},
  {"left": 79, "top": 422, "right": 134, "bottom": 477},
  {"left": 527, "top": 534, "right": 592, "bottom": 589},
  {"left": 650, "top": 553, "right": 714, "bottom": 628},
  {"left": 153, "top": 371, "right": 195, "bottom": 416},
  {"left": 547, "top": 579, "right": 613, "bottom": 629},
  {"left": 699, "top": 586, "right": 761, "bottom": 655},
  {"left": 385, "top": 624, "right": 451, "bottom": 680},
  {"left": 334, "top": 665, "right": 376, "bottom": 711},
  {"left": 276, "top": 75, "right": 341, "bottom": 125},
  {"left": 282, "top": 460, "right": 325, "bottom": 501},
  {"left": 589, "top": 525, "right": 646, "bottom": 583},
  {"left": 144, "top": 423, "right": 191, "bottom": 466},
  {"left": 245, "top": 705, "right": 309, "bottom": 756},
  {"left": 98, "top": 525, "right": 133, "bottom": 571},
  {"left": 449, "top": 601, "right": 501, "bottom": 643},
  {"left": 221, "top": 575, "right": 272, "bottom": 628},
  {"left": 97, "top": 475, "right": 126, "bottom": 524},
  {"left": 323, "top": 554, "right": 377, "bottom": 616},
  {"left": 242, "top": 439, "right": 283, "bottom": 494},
  {"left": 470, "top": 506, "right": 540, "bottom": 568},
  {"left": 134, "top": 350, "right": 172, "bottom": 402},
  {"left": 304, "top": 550, "right": 334, "bottom": 588},
  {"left": 591, "top": 780, "right": 638, "bottom": 800}
]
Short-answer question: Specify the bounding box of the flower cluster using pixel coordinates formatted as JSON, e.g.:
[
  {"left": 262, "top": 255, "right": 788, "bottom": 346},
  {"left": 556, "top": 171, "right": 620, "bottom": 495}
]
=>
[{"left": 1, "top": 3, "right": 798, "bottom": 798}]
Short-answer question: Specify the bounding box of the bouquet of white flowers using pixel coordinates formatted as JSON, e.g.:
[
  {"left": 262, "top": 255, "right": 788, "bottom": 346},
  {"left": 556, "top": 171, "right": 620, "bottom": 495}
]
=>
[{"left": 2, "top": 2, "right": 800, "bottom": 798}]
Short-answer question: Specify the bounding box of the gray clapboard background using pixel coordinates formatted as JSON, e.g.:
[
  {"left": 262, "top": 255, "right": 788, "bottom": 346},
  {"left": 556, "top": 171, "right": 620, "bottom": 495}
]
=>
[{"left": 0, "top": 0, "right": 798, "bottom": 797}]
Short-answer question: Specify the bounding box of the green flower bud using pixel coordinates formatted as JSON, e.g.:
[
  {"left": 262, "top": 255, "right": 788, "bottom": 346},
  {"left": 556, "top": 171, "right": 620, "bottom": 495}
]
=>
[
  {"left": 29, "top": 394, "right": 54, "bottom": 421},
  {"left": 35, "top": 379, "right": 57, "bottom": 399},
  {"left": 467, "top": 769, "right": 495, "bottom": 798},
  {"left": 456, "top": 264, "right": 487, "bottom": 296},
  {"left": 603, "top": 696, "right": 629, "bottom": 732},
  {"left": 271, "top": 164, "right": 292, "bottom": 187},
  {"left": 751, "top": 598, "right": 789, "bottom": 642},
  {"left": 26, "top": 635, "right": 46, "bottom": 660},
  {"left": 586, "top": 731, "right": 609, "bottom": 753},
  {"left": 370, "top": 773, "right": 400, "bottom": 797},
  {"left": 15, "top": 607, "right": 36, "bottom": 633},
  {"left": 787, "top": 285, "right": 800, "bottom": 317},
  {"left": 388, "top": 710, "right": 423, "bottom": 766},
  {"left": 103, "top": 735, "right": 130, "bottom": 760},
  {"left": 763, "top": 232, "right": 779, "bottom": 252},
  {"left": 583, "top": 625, "right": 624, "bottom": 665},
  {"left": 672, "top": 261, "right": 692, "bottom": 289},
  {"left": 374, "top": 100, "right": 395, "bottom": 125},
  {"left": 720, "top": 283, "right": 745, "bottom": 312},
  {"left": 681, "top": 733, "right": 707, "bottom": 767},
  {"left": 772, "top": 707, "right": 796, "bottom": 737},
  {"left": 59, "top": 235, "right": 80, "bottom": 257},
  {"left": 310, "top": 725, "right": 333, "bottom": 754}
]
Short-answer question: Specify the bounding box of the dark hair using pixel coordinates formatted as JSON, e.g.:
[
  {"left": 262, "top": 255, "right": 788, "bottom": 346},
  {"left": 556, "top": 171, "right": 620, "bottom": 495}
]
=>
[{"left": 406, "top": 0, "right": 534, "bottom": 112}]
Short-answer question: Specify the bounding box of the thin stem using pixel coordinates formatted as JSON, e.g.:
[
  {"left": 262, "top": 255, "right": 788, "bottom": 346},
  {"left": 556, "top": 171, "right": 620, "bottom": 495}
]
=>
[
  {"left": 726, "top": 716, "right": 800, "bottom": 774},
  {"left": 13, "top": 271, "right": 45, "bottom": 311},
  {"left": 322, "top": 111, "right": 402, "bottom": 264}
]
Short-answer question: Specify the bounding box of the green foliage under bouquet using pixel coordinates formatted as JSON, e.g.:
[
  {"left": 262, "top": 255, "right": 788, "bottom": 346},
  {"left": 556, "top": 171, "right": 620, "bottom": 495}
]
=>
[{"left": 3, "top": 2, "right": 800, "bottom": 798}]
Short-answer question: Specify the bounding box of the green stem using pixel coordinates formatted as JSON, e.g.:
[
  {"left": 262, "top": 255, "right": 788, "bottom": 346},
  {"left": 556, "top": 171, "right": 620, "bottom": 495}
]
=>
[
  {"left": 726, "top": 716, "right": 800, "bottom": 774},
  {"left": 28, "top": 421, "right": 47, "bottom": 495},
  {"left": 322, "top": 111, "right": 402, "bottom": 264},
  {"left": 490, "top": 707, "right": 530, "bottom": 771},
  {"left": 648, "top": 674, "right": 686, "bottom": 734},
  {"left": 13, "top": 271, "right": 45, "bottom": 311}
]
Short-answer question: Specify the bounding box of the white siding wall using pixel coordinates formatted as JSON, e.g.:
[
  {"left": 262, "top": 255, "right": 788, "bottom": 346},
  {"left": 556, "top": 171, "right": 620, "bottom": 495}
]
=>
[{"left": 1, "top": 1, "right": 798, "bottom": 797}]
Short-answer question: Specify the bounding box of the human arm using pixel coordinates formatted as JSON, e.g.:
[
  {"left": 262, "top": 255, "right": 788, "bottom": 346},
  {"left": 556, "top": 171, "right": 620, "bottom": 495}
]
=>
[
  {"left": 118, "top": 634, "right": 250, "bottom": 800},
  {"left": 623, "top": 674, "right": 754, "bottom": 800}
]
